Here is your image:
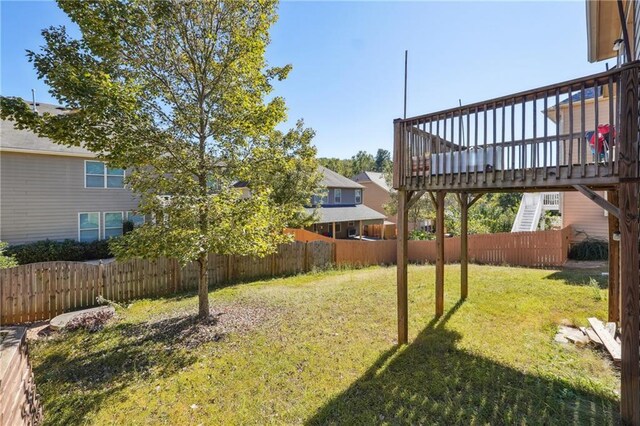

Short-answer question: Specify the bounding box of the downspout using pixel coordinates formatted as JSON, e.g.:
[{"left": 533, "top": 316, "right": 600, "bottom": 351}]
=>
[{"left": 616, "top": 0, "right": 633, "bottom": 62}]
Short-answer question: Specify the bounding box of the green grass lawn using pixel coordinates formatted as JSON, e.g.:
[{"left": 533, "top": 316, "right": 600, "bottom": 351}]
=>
[{"left": 30, "top": 264, "right": 620, "bottom": 425}]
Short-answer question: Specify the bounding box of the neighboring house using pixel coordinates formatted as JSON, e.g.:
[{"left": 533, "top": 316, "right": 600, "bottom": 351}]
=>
[
  {"left": 305, "top": 166, "right": 386, "bottom": 239},
  {"left": 513, "top": 88, "right": 611, "bottom": 241},
  {"left": 0, "top": 100, "right": 142, "bottom": 245},
  {"left": 351, "top": 171, "right": 397, "bottom": 238}
]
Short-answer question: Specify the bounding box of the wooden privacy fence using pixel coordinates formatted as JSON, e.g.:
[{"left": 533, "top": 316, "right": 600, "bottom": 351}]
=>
[
  {"left": 0, "top": 241, "right": 333, "bottom": 325},
  {"left": 328, "top": 227, "right": 572, "bottom": 268}
]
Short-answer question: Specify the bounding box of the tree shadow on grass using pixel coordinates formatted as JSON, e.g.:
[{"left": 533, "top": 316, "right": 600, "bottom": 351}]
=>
[
  {"left": 32, "top": 315, "right": 208, "bottom": 425},
  {"left": 306, "top": 301, "right": 618, "bottom": 425},
  {"left": 544, "top": 269, "right": 608, "bottom": 288}
]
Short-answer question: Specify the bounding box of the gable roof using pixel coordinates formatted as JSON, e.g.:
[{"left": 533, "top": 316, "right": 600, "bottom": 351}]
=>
[
  {"left": 305, "top": 204, "right": 386, "bottom": 224},
  {"left": 352, "top": 171, "right": 391, "bottom": 192},
  {"left": 0, "top": 99, "right": 95, "bottom": 157},
  {"left": 319, "top": 166, "right": 363, "bottom": 189}
]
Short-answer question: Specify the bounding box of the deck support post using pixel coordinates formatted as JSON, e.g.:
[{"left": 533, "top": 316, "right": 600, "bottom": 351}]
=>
[
  {"left": 458, "top": 193, "right": 470, "bottom": 299},
  {"left": 435, "top": 191, "right": 446, "bottom": 317},
  {"left": 397, "top": 189, "right": 410, "bottom": 345},
  {"left": 332, "top": 222, "right": 336, "bottom": 239},
  {"left": 607, "top": 190, "right": 620, "bottom": 324},
  {"left": 618, "top": 66, "right": 640, "bottom": 426},
  {"left": 359, "top": 221, "right": 363, "bottom": 240}
]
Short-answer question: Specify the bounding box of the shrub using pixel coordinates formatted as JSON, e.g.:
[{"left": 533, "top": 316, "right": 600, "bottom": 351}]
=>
[
  {"left": 409, "top": 230, "right": 435, "bottom": 240},
  {"left": 0, "top": 241, "right": 18, "bottom": 269},
  {"left": 6, "top": 239, "right": 113, "bottom": 265},
  {"left": 568, "top": 239, "right": 608, "bottom": 261}
]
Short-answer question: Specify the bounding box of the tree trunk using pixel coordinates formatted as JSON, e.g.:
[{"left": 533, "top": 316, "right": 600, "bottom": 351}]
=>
[{"left": 198, "top": 251, "right": 209, "bottom": 318}]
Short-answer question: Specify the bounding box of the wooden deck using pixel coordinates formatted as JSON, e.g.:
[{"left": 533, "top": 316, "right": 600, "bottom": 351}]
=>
[{"left": 393, "top": 62, "right": 640, "bottom": 193}]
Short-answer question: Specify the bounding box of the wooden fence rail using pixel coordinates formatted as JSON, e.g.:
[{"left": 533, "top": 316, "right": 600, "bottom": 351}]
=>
[{"left": 0, "top": 241, "right": 333, "bottom": 325}]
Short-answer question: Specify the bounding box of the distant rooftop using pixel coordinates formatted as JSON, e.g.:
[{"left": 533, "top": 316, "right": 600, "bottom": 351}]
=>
[
  {"left": 352, "top": 171, "right": 391, "bottom": 192},
  {"left": 319, "top": 166, "right": 363, "bottom": 189},
  {"left": 0, "top": 98, "right": 94, "bottom": 157}
]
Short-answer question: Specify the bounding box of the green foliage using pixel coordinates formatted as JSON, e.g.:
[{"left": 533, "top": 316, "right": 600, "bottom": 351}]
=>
[
  {"left": 409, "top": 230, "right": 434, "bottom": 240},
  {"left": 122, "top": 220, "right": 135, "bottom": 235},
  {"left": 374, "top": 149, "right": 391, "bottom": 172},
  {"left": 568, "top": 239, "right": 608, "bottom": 261},
  {"left": 0, "top": 241, "right": 18, "bottom": 269},
  {"left": 6, "top": 239, "right": 112, "bottom": 264},
  {"left": 1, "top": 0, "right": 321, "bottom": 316},
  {"left": 317, "top": 148, "right": 390, "bottom": 178},
  {"left": 350, "top": 150, "right": 375, "bottom": 175},
  {"left": 445, "top": 193, "right": 521, "bottom": 235}
]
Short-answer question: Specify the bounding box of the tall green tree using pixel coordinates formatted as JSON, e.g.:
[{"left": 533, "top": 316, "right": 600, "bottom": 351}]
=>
[
  {"left": 1, "top": 0, "right": 319, "bottom": 318},
  {"left": 350, "top": 150, "right": 376, "bottom": 175},
  {"left": 374, "top": 148, "right": 391, "bottom": 172}
]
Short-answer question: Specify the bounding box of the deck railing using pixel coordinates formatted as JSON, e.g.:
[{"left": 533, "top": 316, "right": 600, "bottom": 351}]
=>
[{"left": 393, "top": 62, "right": 640, "bottom": 191}]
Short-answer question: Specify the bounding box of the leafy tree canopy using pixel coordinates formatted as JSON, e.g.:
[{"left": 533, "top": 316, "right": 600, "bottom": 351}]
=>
[{"left": 1, "top": 0, "right": 320, "bottom": 317}]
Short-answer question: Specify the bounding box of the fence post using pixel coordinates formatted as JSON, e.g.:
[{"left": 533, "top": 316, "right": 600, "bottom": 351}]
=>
[{"left": 98, "top": 260, "right": 106, "bottom": 300}]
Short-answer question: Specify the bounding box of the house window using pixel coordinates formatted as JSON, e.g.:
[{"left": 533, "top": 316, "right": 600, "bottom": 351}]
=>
[
  {"left": 334, "top": 188, "right": 341, "bottom": 204},
  {"left": 104, "top": 212, "right": 124, "bottom": 239},
  {"left": 355, "top": 189, "right": 362, "bottom": 204},
  {"left": 85, "top": 161, "right": 125, "bottom": 188},
  {"left": 321, "top": 194, "right": 328, "bottom": 205},
  {"left": 79, "top": 212, "right": 100, "bottom": 242},
  {"left": 127, "top": 211, "right": 145, "bottom": 227}
]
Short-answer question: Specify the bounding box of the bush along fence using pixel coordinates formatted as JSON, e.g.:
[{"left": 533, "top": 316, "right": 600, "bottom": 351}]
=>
[{"left": 0, "top": 241, "right": 333, "bottom": 325}]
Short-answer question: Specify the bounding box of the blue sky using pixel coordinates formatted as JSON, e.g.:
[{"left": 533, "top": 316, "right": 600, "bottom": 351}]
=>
[{"left": 1, "top": 1, "right": 614, "bottom": 158}]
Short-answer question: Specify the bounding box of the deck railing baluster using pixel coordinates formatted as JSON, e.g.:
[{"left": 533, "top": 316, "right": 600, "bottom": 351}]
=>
[
  {"left": 555, "top": 89, "right": 560, "bottom": 178},
  {"left": 429, "top": 119, "right": 434, "bottom": 186},
  {"left": 483, "top": 107, "right": 488, "bottom": 184},
  {"left": 492, "top": 102, "right": 497, "bottom": 183},
  {"left": 580, "top": 83, "right": 586, "bottom": 177},
  {"left": 609, "top": 76, "right": 615, "bottom": 176},
  {"left": 543, "top": 92, "right": 548, "bottom": 180},
  {"left": 568, "top": 85, "right": 574, "bottom": 178},
  {"left": 466, "top": 109, "right": 471, "bottom": 183},
  {"left": 501, "top": 102, "right": 506, "bottom": 182},
  {"left": 474, "top": 107, "right": 478, "bottom": 184},
  {"left": 532, "top": 95, "right": 537, "bottom": 181},
  {"left": 594, "top": 80, "right": 600, "bottom": 176},
  {"left": 511, "top": 98, "right": 516, "bottom": 181},
  {"left": 521, "top": 98, "right": 526, "bottom": 181}
]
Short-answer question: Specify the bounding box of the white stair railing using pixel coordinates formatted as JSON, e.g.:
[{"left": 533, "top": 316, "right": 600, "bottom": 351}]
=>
[{"left": 511, "top": 193, "right": 543, "bottom": 232}]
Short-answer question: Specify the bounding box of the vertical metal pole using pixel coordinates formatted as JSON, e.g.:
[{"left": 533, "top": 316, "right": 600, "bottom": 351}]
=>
[{"left": 404, "top": 50, "right": 408, "bottom": 119}]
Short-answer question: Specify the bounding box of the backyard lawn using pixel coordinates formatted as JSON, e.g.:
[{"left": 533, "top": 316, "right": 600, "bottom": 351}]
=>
[{"left": 30, "top": 264, "right": 619, "bottom": 425}]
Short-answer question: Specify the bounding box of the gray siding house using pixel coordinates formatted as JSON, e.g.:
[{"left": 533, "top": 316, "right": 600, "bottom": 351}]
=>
[
  {"left": 0, "top": 101, "right": 141, "bottom": 245},
  {"left": 305, "top": 166, "right": 386, "bottom": 239}
]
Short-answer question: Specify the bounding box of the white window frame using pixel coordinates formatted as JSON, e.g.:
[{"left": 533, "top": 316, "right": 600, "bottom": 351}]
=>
[
  {"left": 84, "top": 160, "right": 125, "bottom": 189},
  {"left": 334, "top": 188, "right": 342, "bottom": 204},
  {"left": 355, "top": 189, "right": 362, "bottom": 204},
  {"left": 78, "top": 212, "right": 100, "bottom": 242},
  {"left": 103, "top": 211, "right": 124, "bottom": 239}
]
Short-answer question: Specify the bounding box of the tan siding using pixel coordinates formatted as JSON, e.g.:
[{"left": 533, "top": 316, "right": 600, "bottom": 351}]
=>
[
  {"left": 359, "top": 182, "right": 396, "bottom": 223},
  {"left": 0, "top": 152, "right": 139, "bottom": 245},
  {"left": 558, "top": 96, "right": 616, "bottom": 166},
  {"left": 562, "top": 191, "right": 608, "bottom": 242}
]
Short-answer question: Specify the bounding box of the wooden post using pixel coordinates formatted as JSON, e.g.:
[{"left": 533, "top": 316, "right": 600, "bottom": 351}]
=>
[
  {"left": 359, "top": 220, "right": 363, "bottom": 240},
  {"left": 618, "top": 66, "right": 640, "bottom": 425},
  {"left": 397, "top": 190, "right": 409, "bottom": 344},
  {"left": 332, "top": 222, "right": 336, "bottom": 239},
  {"left": 435, "top": 191, "right": 445, "bottom": 317},
  {"left": 607, "top": 190, "right": 620, "bottom": 323},
  {"left": 98, "top": 260, "right": 105, "bottom": 299},
  {"left": 459, "top": 193, "right": 469, "bottom": 299}
]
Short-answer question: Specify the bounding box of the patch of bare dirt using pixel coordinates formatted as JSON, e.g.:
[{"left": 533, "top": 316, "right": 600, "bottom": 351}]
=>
[
  {"left": 65, "top": 309, "right": 115, "bottom": 332},
  {"left": 126, "top": 302, "right": 282, "bottom": 349}
]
